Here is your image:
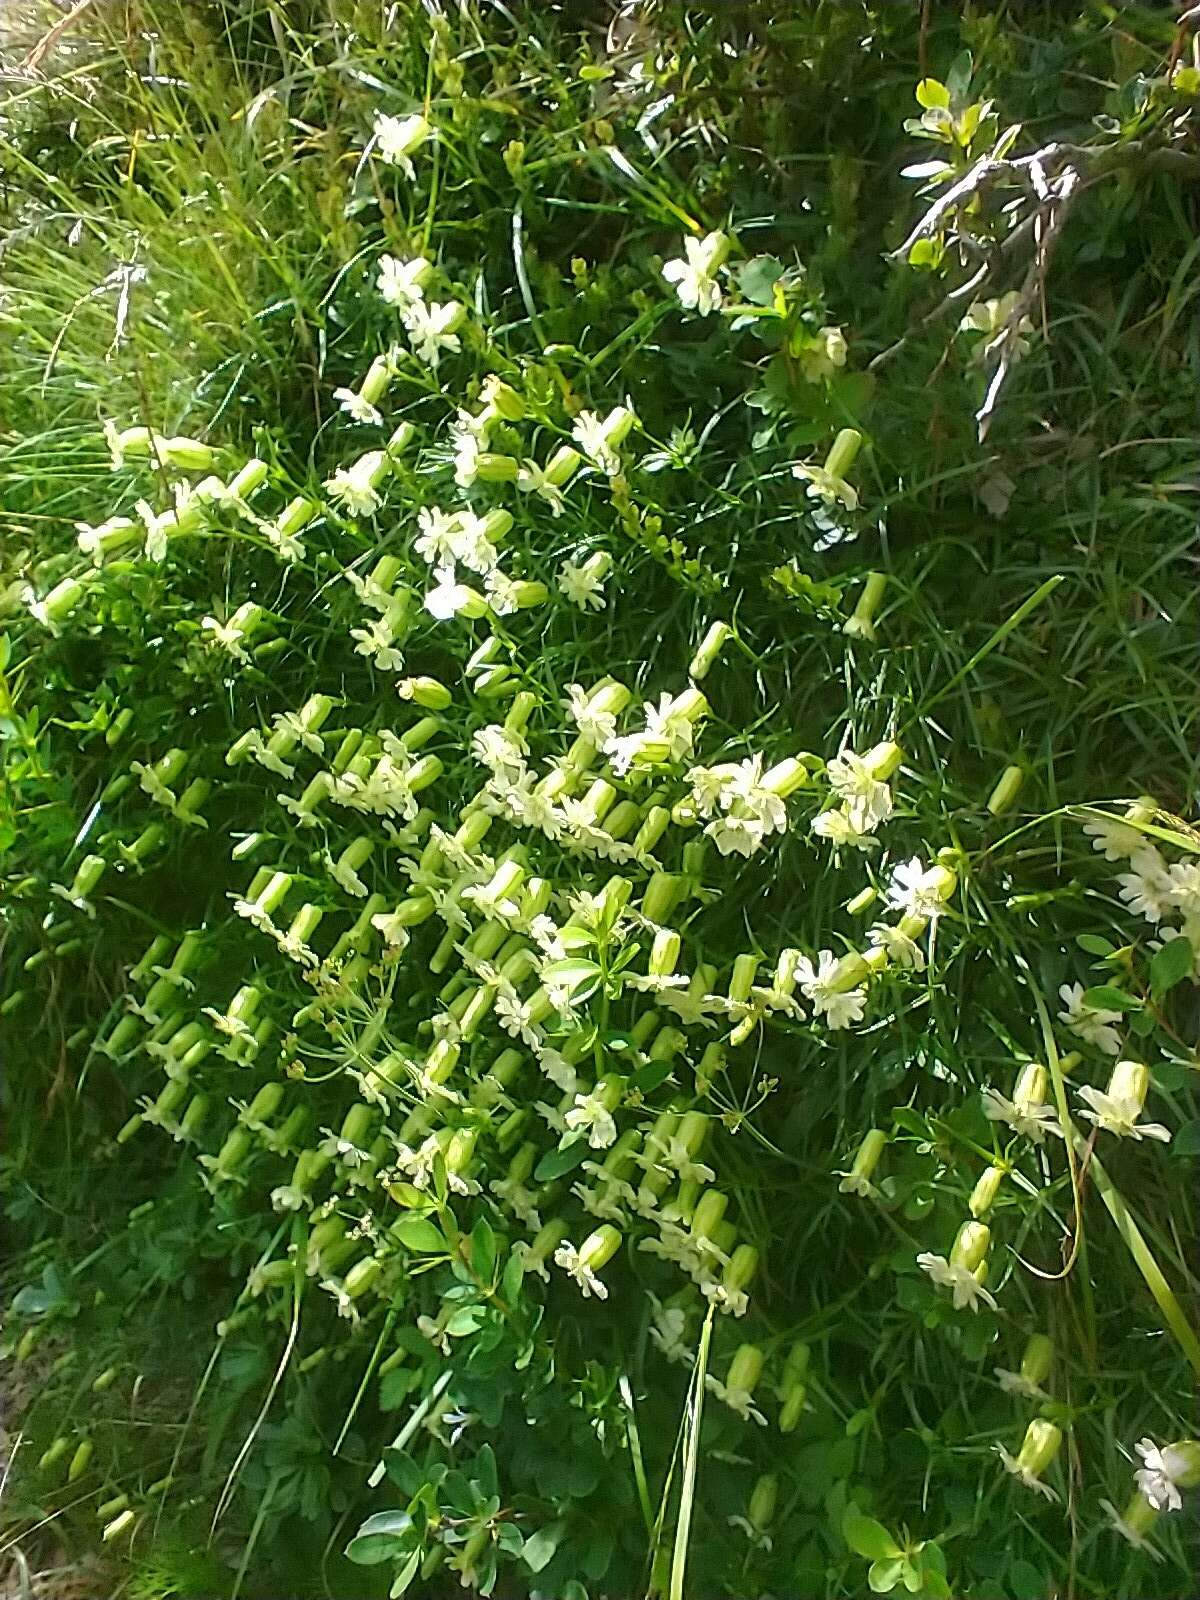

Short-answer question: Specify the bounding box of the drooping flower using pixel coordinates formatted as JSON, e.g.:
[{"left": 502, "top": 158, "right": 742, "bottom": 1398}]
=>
[
  {"left": 826, "top": 750, "right": 893, "bottom": 832},
  {"left": 1057, "top": 981, "right": 1122, "bottom": 1056},
  {"left": 1077, "top": 1060, "right": 1170, "bottom": 1143}
]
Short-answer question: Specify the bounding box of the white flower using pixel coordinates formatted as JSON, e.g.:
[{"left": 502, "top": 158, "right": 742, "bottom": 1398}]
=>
[
  {"left": 494, "top": 991, "right": 541, "bottom": 1048},
  {"left": 484, "top": 570, "right": 522, "bottom": 616},
  {"left": 982, "top": 1088, "right": 1060, "bottom": 1143},
  {"left": 553, "top": 1242, "right": 608, "bottom": 1299},
  {"left": 1134, "top": 1440, "right": 1189, "bottom": 1513},
  {"left": 868, "top": 922, "right": 925, "bottom": 970},
  {"left": 376, "top": 253, "right": 431, "bottom": 309},
  {"left": 402, "top": 299, "right": 463, "bottom": 368},
  {"left": 451, "top": 511, "right": 500, "bottom": 577},
  {"left": 564, "top": 1092, "right": 619, "bottom": 1151},
  {"left": 826, "top": 752, "right": 893, "bottom": 832},
  {"left": 557, "top": 557, "right": 609, "bottom": 611},
  {"left": 470, "top": 723, "right": 527, "bottom": 775},
  {"left": 1117, "top": 848, "right": 1175, "bottom": 924},
  {"left": 1077, "top": 1085, "right": 1170, "bottom": 1143},
  {"left": 424, "top": 565, "right": 473, "bottom": 620},
  {"left": 370, "top": 910, "right": 413, "bottom": 951},
  {"left": 648, "top": 1299, "right": 692, "bottom": 1365},
  {"left": 372, "top": 111, "right": 431, "bottom": 177},
  {"left": 1099, "top": 1499, "right": 1163, "bottom": 1560},
  {"left": 792, "top": 461, "right": 858, "bottom": 511},
  {"left": 517, "top": 458, "right": 566, "bottom": 515},
  {"left": 413, "top": 505, "right": 461, "bottom": 568},
  {"left": 995, "top": 1443, "right": 1059, "bottom": 1502},
  {"left": 993, "top": 1367, "right": 1045, "bottom": 1402},
  {"left": 563, "top": 684, "right": 617, "bottom": 748},
  {"left": 661, "top": 234, "right": 725, "bottom": 316},
  {"left": 885, "top": 857, "right": 947, "bottom": 921},
  {"left": 702, "top": 1376, "right": 767, "bottom": 1426},
  {"left": 450, "top": 421, "right": 483, "bottom": 488},
  {"left": 571, "top": 409, "right": 620, "bottom": 476},
  {"left": 491, "top": 1176, "right": 542, "bottom": 1231},
  {"left": 1167, "top": 861, "right": 1200, "bottom": 918},
  {"left": 794, "top": 949, "right": 866, "bottom": 1030},
  {"left": 1057, "top": 981, "right": 1123, "bottom": 1056},
  {"left": 332, "top": 387, "right": 382, "bottom": 426},
  {"left": 350, "top": 616, "right": 405, "bottom": 672},
  {"left": 326, "top": 452, "right": 386, "bottom": 517},
  {"left": 1082, "top": 815, "right": 1145, "bottom": 861},
  {"left": 200, "top": 614, "right": 251, "bottom": 661},
  {"left": 811, "top": 807, "right": 877, "bottom": 850},
  {"left": 916, "top": 1252, "right": 997, "bottom": 1312}
]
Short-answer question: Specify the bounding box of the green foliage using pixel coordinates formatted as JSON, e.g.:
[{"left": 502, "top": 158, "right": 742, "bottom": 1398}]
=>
[{"left": 2, "top": 3, "right": 1198, "bottom": 1598}]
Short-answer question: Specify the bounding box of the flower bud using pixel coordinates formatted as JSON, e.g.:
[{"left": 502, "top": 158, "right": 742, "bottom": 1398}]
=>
[
  {"left": 642, "top": 872, "right": 685, "bottom": 925},
  {"left": 691, "top": 1188, "right": 728, "bottom": 1241},
  {"left": 950, "top": 1220, "right": 991, "bottom": 1275},
  {"left": 824, "top": 427, "right": 862, "bottom": 482},
  {"left": 760, "top": 756, "right": 809, "bottom": 798},
  {"left": 1019, "top": 1333, "right": 1054, "bottom": 1391},
  {"left": 689, "top": 621, "right": 732, "bottom": 681},
  {"left": 724, "top": 1242, "right": 759, "bottom": 1294},
  {"left": 102, "top": 1509, "right": 137, "bottom": 1543},
  {"left": 748, "top": 1472, "right": 778, "bottom": 1531},
  {"left": 1014, "top": 1061, "right": 1048, "bottom": 1111},
  {"left": 228, "top": 457, "right": 268, "bottom": 499},
  {"left": 727, "top": 1343, "right": 764, "bottom": 1394},
  {"left": 864, "top": 740, "right": 903, "bottom": 781},
  {"left": 843, "top": 572, "right": 888, "bottom": 642},
  {"left": 1107, "top": 1059, "right": 1149, "bottom": 1113},
  {"left": 544, "top": 444, "right": 581, "bottom": 487},
  {"left": 160, "top": 436, "right": 217, "bottom": 471},
  {"left": 839, "top": 1129, "right": 887, "bottom": 1195},
  {"left": 31, "top": 576, "right": 86, "bottom": 629},
  {"left": 846, "top": 886, "right": 878, "bottom": 916},
  {"left": 969, "top": 1164, "right": 1005, "bottom": 1218},
  {"left": 578, "top": 1223, "right": 622, "bottom": 1272},
  {"left": 387, "top": 422, "right": 415, "bottom": 458},
  {"left": 1016, "top": 1418, "right": 1062, "bottom": 1480},
  {"left": 600, "top": 406, "right": 636, "bottom": 449},
  {"left": 987, "top": 764, "right": 1025, "bottom": 815},
  {"left": 727, "top": 953, "right": 759, "bottom": 1005},
  {"left": 480, "top": 376, "right": 525, "bottom": 421},
  {"left": 779, "top": 1382, "right": 808, "bottom": 1433}
]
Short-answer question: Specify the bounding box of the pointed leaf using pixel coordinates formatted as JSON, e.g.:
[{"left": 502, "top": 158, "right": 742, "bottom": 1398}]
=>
[{"left": 1151, "top": 936, "right": 1194, "bottom": 999}]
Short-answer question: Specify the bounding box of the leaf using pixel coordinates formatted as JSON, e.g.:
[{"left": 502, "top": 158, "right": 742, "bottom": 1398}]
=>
[
  {"left": 1081, "top": 984, "right": 1141, "bottom": 1013},
  {"left": 391, "top": 1216, "right": 449, "bottom": 1254},
  {"left": 389, "top": 1550, "right": 421, "bottom": 1597},
  {"left": 867, "top": 1557, "right": 905, "bottom": 1593},
  {"left": 915, "top": 78, "right": 950, "bottom": 109},
  {"left": 383, "top": 1449, "right": 423, "bottom": 1496},
  {"left": 523, "top": 1522, "right": 565, "bottom": 1573},
  {"left": 842, "top": 1508, "right": 901, "bottom": 1561},
  {"left": 534, "top": 1138, "right": 590, "bottom": 1183},
  {"left": 470, "top": 1217, "right": 497, "bottom": 1284},
  {"left": 1075, "top": 933, "right": 1113, "bottom": 957},
  {"left": 379, "top": 1366, "right": 418, "bottom": 1412},
  {"left": 1150, "top": 936, "right": 1194, "bottom": 999},
  {"left": 345, "top": 1510, "right": 413, "bottom": 1565},
  {"left": 445, "top": 1306, "right": 485, "bottom": 1337},
  {"left": 736, "top": 255, "right": 784, "bottom": 307},
  {"left": 1170, "top": 1119, "right": 1200, "bottom": 1157},
  {"left": 539, "top": 958, "right": 602, "bottom": 996},
  {"left": 630, "top": 1059, "right": 673, "bottom": 1093}
]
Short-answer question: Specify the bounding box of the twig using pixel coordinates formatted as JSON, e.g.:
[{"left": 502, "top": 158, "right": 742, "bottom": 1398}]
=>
[{"left": 21, "top": 0, "right": 97, "bottom": 74}]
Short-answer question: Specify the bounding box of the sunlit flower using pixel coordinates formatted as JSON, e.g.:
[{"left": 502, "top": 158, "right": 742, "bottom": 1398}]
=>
[
  {"left": 794, "top": 949, "right": 866, "bottom": 1030},
  {"left": 1117, "top": 848, "right": 1175, "bottom": 924},
  {"left": 557, "top": 555, "right": 610, "bottom": 611},
  {"left": 402, "top": 298, "right": 464, "bottom": 368},
  {"left": 332, "top": 387, "right": 382, "bottom": 426},
  {"left": 661, "top": 231, "right": 727, "bottom": 316}
]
